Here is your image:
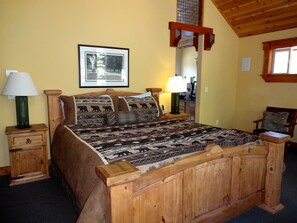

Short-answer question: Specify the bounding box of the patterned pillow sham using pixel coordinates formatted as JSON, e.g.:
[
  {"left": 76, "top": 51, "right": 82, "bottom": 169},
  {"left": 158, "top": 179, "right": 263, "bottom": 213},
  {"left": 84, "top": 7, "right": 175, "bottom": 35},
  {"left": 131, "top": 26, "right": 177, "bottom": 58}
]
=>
[
  {"left": 60, "top": 95, "right": 114, "bottom": 125},
  {"left": 106, "top": 111, "right": 147, "bottom": 125},
  {"left": 261, "top": 111, "right": 289, "bottom": 133},
  {"left": 119, "top": 95, "right": 160, "bottom": 120}
]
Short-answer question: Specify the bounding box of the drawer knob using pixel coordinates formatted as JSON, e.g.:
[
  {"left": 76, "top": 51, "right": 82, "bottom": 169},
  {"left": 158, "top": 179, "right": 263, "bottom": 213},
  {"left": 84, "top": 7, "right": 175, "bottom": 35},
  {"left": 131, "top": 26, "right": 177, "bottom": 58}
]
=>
[{"left": 26, "top": 138, "right": 32, "bottom": 144}]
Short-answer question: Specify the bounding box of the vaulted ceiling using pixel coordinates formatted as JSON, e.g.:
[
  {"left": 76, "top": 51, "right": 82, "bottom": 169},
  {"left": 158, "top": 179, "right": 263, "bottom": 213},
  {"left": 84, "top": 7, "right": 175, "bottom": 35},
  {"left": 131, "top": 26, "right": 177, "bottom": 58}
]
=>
[{"left": 211, "top": 0, "right": 297, "bottom": 37}]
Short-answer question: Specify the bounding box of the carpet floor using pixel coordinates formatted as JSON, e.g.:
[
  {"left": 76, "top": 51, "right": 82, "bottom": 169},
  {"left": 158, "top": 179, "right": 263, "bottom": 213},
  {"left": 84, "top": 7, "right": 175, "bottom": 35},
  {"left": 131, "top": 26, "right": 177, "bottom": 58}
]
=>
[{"left": 0, "top": 149, "right": 296, "bottom": 223}]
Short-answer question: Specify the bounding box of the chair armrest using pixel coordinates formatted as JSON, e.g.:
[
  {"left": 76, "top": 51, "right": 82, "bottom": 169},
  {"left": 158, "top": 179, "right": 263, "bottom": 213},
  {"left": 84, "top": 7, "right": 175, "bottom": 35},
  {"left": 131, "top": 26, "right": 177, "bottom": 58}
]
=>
[
  {"left": 284, "top": 122, "right": 297, "bottom": 137},
  {"left": 285, "top": 122, "right": 297, "bottom": 127},
  {"left": 253, "top": 118, "right": 263, "bottom": 130},
  {"left": 253, "top": 118, "right": 263, "bottom": 123}
]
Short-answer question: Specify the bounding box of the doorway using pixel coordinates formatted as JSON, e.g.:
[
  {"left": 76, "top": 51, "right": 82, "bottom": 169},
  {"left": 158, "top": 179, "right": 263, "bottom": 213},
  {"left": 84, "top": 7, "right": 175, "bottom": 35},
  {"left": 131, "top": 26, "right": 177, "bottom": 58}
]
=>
[{"left": 175, "top": 47, "right": 199, "bottom": 122}]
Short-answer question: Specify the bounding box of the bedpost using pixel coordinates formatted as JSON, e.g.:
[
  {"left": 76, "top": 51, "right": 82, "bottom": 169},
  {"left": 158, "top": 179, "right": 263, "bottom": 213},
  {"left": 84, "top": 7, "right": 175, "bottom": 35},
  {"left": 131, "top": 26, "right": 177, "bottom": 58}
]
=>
[
  {"left": 259, "top": 131, "right": 290, "bottom": 213},
  {"left": 96, "top": 161, "right": 141, "bottom": 223},
  {"left": 44, "top": 89, "right": 62, "bottom": 146},
  {"left": 146, "top": 88, "right": 162, "bottom": 104}
]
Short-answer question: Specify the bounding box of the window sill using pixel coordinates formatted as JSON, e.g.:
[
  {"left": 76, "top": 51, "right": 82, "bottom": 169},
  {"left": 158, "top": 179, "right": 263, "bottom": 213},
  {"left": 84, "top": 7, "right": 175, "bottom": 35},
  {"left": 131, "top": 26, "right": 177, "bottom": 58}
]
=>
[{"left": 262, "top": 74, "right": 297, "bottom": 83}]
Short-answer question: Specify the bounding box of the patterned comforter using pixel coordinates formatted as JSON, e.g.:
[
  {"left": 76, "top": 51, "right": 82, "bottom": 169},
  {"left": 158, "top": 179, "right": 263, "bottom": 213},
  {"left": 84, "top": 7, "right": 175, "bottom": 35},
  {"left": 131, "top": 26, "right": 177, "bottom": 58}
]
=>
[{"left": 66, "top": 118, "right": 260, "bottom": 173}]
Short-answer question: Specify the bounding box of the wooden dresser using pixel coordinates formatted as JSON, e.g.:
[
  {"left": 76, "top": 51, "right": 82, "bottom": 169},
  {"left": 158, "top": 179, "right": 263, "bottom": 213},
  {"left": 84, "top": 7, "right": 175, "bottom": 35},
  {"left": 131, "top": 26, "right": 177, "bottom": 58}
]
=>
[
  {"left": 180, "top": 100, "right": 195, "bottom": 121},
  {"left": 5, "top": 124, "right": 49, "bottom": 186}
]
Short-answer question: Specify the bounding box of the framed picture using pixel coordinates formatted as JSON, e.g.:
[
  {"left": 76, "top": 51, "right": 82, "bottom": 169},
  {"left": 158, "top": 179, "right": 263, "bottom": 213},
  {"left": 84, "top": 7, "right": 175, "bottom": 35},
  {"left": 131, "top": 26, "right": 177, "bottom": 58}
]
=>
[{"left": 78, "top": 44, "right": 129, "bottom": 88}]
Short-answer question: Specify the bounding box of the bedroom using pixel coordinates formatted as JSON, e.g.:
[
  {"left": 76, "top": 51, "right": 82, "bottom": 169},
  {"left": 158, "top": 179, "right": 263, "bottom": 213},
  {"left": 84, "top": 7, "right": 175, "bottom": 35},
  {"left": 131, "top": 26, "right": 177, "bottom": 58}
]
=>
[{"left": 0, "top": 0, "right": 297, "bottom": 222}]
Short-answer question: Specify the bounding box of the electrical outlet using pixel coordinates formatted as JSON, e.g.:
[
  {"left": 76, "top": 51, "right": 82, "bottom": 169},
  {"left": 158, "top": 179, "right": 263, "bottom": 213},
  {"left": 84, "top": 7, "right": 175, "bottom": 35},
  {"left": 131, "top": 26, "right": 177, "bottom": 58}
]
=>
[{"left": 215, "top": 120, "right": 219, "bottom": 125}]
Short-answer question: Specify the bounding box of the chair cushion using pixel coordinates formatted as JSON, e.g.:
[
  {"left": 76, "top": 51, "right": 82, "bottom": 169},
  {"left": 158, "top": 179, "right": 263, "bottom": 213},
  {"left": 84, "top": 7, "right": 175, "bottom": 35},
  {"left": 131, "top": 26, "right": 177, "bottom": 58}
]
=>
[{"left": 261, "top": 111, "right": 289, "bottom": 133}]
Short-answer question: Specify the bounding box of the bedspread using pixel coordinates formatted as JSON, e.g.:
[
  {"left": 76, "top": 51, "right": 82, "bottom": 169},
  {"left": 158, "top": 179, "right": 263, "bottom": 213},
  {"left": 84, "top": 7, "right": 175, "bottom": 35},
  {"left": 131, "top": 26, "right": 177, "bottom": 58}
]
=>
[{"left": 66, "top": 118, "right": 259, "bottom": 173}]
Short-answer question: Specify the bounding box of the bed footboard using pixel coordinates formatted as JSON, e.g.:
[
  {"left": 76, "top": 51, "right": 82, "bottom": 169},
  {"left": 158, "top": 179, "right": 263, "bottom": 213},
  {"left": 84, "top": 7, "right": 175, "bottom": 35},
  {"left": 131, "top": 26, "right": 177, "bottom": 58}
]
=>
[{"left": 96, "top": 132, "right": 289, "bottom": 223}]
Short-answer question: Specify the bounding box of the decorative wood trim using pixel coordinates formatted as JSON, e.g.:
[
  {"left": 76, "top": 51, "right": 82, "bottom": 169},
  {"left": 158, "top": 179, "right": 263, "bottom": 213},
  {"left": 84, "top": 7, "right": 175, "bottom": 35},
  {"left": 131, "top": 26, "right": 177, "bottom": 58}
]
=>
[
  {"left": 168, "top": 22, "right": 215, "bottom": 51},
  {"left": 262, "top": 37, "right": 297, "bottom": 83}
]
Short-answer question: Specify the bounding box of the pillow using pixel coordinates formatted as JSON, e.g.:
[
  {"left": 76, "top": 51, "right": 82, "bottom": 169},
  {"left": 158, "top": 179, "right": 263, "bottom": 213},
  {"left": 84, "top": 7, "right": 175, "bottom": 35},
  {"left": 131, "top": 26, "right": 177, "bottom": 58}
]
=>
[
  {"left": 118, "top": 92, "right": 152, "bottom": 111},
  {"left": 261, "top": 111, "right": 289, "bottom": 133},
  {"left": 119, "top": 95, "right": 160, "bottom": 120},
  {"left": 60, "top": 95, "right": 115, "bottom": 125},
  {"left": 106, "top": 111, "right": 147, "bottom": 125},
  {"left": 130, "top": 92, "right": 152, "bottom": 98}
]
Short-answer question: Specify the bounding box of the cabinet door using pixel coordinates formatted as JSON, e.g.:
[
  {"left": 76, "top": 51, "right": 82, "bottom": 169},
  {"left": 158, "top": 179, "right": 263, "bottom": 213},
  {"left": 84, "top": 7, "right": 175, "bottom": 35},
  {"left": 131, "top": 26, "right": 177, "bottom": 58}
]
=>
[{"left": 10, "top": 146, "right": 47, "bottom": 178}]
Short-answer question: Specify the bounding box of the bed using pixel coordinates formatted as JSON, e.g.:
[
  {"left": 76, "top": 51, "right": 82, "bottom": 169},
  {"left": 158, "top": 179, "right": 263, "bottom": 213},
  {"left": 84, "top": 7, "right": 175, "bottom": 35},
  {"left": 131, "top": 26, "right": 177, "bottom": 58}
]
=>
[{"left": 44, "top": 88, "right": 289, "bottom": 223}]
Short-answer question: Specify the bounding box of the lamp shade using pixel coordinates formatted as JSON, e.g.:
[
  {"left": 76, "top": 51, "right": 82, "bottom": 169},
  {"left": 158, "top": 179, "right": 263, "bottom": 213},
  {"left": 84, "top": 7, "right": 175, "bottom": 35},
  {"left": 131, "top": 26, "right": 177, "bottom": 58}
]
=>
[
  {"left": 2, "top": 72, "right": 38, "bottom": 96},
  {"left": 165, "top": 75, "right": 187, "bottom": 93}
]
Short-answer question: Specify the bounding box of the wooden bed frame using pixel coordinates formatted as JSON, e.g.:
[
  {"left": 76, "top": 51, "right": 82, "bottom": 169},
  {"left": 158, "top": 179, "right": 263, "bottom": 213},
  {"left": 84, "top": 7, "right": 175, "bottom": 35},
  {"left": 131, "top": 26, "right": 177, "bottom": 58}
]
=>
[{"left": 44, "top": 88, "right": 289, "bottom": 223}]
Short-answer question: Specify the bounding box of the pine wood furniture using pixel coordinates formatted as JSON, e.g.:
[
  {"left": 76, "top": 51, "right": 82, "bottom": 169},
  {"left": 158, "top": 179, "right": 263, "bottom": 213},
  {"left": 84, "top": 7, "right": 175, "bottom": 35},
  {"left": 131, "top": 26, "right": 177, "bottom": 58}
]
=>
[
  {"left": 180, "top": 100, "right": 195, "bottom": 121},
  {"left": 44, "top": 88, "right": 289, "bottom": 223},
  {"left": 5, "top": 124, "right": 49, "bottom": 186},
  {"left": 164, "top": 112, "right": 190, "bottom": 121}
]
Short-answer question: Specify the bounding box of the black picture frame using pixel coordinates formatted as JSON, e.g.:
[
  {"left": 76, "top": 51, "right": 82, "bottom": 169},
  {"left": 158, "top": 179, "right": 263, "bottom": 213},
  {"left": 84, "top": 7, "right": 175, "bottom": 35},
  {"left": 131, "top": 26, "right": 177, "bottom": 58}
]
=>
[{"left": 78, "top": 44, "right": 129, "bottom": 88}]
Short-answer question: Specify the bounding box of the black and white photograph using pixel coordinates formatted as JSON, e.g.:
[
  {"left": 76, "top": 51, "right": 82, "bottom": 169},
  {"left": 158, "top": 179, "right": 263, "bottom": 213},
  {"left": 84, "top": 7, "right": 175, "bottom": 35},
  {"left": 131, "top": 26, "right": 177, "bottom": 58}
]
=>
[{"left": 78, "top": 44, "right": 129, "bottom": 87}]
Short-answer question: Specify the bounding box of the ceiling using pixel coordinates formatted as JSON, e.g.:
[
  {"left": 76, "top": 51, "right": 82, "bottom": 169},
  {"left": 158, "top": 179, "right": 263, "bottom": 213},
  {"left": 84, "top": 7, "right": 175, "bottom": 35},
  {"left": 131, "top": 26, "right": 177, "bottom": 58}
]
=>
[{"left": 211, "top": 0, "right": 297, "bottom": 37}]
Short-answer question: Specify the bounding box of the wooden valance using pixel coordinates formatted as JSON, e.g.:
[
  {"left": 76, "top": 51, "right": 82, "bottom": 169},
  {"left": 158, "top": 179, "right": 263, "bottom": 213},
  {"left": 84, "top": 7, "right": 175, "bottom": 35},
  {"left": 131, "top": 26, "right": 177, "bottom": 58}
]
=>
[{"left": 169, "top": 21, "right": 215, "bottom": 51}]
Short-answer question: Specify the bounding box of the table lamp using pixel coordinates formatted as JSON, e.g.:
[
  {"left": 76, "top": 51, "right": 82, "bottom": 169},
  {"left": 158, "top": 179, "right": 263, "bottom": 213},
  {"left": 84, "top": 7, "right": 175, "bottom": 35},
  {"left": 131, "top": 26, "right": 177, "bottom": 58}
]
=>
[
  {"left": 2, "top": 72, "right": 38, "bottom": 128},
  {"left": 165, "top": 75, "right": 187, "bottom": 114}
]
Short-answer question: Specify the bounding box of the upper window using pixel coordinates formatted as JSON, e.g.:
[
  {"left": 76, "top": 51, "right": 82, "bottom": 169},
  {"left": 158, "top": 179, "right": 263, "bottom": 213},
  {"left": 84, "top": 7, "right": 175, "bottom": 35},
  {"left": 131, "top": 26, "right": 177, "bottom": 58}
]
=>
[{"left": 262, "top": 37, "right": 297, "bottom": 82}]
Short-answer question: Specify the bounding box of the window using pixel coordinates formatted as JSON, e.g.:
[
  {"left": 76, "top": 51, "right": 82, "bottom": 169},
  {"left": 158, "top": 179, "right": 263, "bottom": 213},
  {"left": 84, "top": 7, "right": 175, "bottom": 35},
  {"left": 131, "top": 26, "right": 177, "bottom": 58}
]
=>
[{"left": 262, "top": 37, "right": 297, "bottom": 82}]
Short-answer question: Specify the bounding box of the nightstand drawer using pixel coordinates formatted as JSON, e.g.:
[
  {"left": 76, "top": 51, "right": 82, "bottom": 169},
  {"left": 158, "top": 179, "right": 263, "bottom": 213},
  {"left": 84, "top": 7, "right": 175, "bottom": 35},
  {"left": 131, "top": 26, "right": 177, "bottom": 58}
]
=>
[{"left": 8, "top": 132, "right": 46, "bottom": 148}]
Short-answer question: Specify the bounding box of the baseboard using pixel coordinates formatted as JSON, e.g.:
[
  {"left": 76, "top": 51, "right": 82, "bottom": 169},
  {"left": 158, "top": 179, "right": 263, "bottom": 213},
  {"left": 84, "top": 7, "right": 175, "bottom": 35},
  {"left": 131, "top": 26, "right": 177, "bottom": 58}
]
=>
[{"left": 0, "top": 160, "right": 51, "bottom": 177}]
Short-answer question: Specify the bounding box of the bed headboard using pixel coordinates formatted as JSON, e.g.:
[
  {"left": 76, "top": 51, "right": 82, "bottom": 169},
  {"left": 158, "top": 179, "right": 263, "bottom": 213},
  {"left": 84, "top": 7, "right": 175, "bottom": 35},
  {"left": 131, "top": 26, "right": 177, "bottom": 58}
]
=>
[{"left": 44, "top": 88, "right": 162, "bottom": 145}]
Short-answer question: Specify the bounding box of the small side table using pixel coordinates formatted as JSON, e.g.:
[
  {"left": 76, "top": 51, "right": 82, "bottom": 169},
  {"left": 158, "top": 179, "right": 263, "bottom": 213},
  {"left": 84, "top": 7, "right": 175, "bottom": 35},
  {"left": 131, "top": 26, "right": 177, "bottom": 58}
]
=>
[
  {"left": 5, "top": 124, "right": 50, "bottom": 186},
  {"left": 164, "top": 112, "right": 190, "bottom": 121}
]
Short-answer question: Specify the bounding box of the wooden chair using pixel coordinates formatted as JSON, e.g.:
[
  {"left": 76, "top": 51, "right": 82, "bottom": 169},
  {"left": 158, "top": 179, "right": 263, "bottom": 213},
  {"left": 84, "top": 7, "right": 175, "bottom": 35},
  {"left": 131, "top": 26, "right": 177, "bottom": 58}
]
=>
[{"left": 253, "top": 106, "right": 297, "bottom": 147}]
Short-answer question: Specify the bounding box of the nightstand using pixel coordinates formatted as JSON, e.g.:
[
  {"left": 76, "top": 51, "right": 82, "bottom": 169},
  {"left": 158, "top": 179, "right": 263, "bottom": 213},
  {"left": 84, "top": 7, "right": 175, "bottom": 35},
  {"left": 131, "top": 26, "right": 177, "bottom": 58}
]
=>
[
  {"left": 164, "top": 112, "right": 190, "bottom": 121},
  {"left": 5, "top": 124, "right": 50, "bottom": 186}
]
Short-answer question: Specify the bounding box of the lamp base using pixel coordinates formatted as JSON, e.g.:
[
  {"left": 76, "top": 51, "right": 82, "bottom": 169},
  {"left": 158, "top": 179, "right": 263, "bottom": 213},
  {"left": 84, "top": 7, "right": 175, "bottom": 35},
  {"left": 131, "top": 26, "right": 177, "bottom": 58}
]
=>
[
  {"left": 15, "top": 96, "right": 31, "bottom": 129},
  {"left": 170, "top": 93, "right": 180, "bottom": 114},
  {"left": 16, "top": 125, "right": 31, "bottom": 129}
]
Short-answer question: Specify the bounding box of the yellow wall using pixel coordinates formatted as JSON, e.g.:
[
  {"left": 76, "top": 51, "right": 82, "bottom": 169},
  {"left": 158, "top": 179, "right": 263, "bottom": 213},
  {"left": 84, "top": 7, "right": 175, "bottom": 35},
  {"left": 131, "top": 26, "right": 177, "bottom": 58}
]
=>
[
  {"left": 181, "top": 48, "right": 197, "bottom": 83},
  {"left": 0, "top": 0, "right": 176, "bottom": 167},
  {"left": 198, "top": 1, "right": 239, "bottom": 128},
  {"left": 233, "top": 28, "right": 297, "bottom": 141},
  {"left": 1, "top": 1, "right": 295, "bottom": 169}
]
